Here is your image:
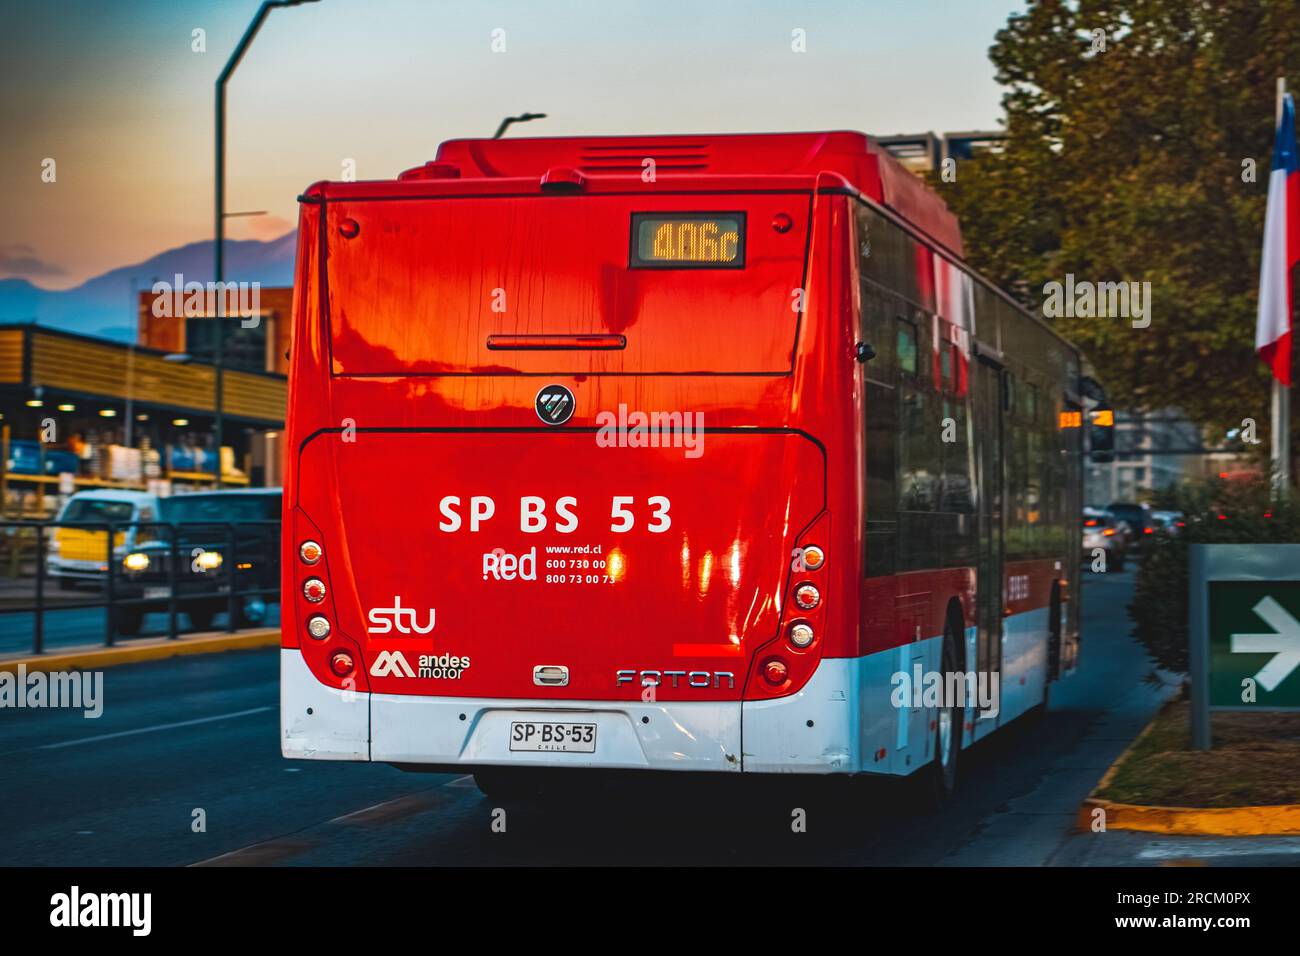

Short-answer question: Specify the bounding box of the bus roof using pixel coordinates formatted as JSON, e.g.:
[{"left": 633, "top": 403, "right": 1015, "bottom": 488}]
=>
[{"left": 304, "top": 131, "right": 963, "bottom": 257}]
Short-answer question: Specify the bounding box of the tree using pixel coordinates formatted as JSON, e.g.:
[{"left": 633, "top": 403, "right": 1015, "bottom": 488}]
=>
[{"left": 935, "top": 0, "right": 1300, "bottom": 445}]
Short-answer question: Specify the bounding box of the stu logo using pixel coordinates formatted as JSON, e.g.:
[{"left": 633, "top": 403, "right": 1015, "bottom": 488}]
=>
[{"left": 367, "top": 596, "right": 436, "bottom": 635}]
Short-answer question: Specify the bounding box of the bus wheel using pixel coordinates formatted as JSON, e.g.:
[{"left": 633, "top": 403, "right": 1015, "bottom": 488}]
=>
[{"left": 924, "top": 618, "right": 963, "bottom": 807}]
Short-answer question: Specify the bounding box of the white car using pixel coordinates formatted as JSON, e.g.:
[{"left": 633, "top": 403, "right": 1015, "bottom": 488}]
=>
[{"left": 1082, "top": 507, "right": 1127, "bottom": 571}]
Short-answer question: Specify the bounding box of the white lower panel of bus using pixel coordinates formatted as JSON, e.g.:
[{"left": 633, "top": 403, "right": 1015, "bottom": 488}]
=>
[
  {"left": 281, "top": 606, "right": 1050, "bottom": 774},
  {"left": 370, "top": 684, "right": 742, "bottom": 771}
]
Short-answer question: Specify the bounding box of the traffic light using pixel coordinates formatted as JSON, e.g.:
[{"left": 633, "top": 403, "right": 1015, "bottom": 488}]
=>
[{"left": 1088, "top": 404, "right": 1115, "bottom": 463}]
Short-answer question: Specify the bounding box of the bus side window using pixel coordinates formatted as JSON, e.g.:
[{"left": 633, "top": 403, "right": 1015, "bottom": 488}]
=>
[
  {"left": 896, "top": 318, "right": 917, "bottom": 376},
  {"left": 860, "top": 275, "right": 898, "bottom": 577},
  {"left": 898, "top": 314, "right": 941, "bottom": 571}
]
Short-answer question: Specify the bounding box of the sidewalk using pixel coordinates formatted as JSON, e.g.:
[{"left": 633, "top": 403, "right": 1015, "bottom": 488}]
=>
[
  {"left": 0, "top": 628, "right": 280, "bottom": 673},
  {"left": 1074, "top": 699, "right": 1300, "bottom": 839}
]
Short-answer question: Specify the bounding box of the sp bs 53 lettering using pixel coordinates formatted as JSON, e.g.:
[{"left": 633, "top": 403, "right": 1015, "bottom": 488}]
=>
[{"left": 438, "top": 495, "right": 671, "bottom": 533}]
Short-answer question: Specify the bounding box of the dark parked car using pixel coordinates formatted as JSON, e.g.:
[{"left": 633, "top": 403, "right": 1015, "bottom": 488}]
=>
[
  {"left": 114, "top": 488, "right": 281, "bottom": 635},
  {"left": 1107, "top": 501, "right": 1154, "bottom": 550}
]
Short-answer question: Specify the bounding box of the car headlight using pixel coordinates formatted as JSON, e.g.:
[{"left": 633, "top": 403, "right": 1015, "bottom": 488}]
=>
[
  {"left": 193, "top": 550, "right": 223, "bottom": 572},
  {"left": 123, "top": 552, "right": 150, "bottom": 572}
]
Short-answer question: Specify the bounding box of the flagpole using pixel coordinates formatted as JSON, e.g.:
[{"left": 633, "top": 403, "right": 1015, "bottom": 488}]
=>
[{"left": 1274, "top": 76, "right": 1292, "bottom": 494}]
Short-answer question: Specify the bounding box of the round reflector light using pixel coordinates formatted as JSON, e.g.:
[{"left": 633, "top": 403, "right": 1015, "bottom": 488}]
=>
[
  {"left": 329, "top": 652, "right": 354, "bottom": 677},
  {"left": 300, "top": 540, "right": 322, "bottom": 564},
  {"left": 789, "top": 622, "right": 814, "bottom": 648},
  {"left": 303, "top": 578, "right": 327, "bottom": 603},
  {"left": 801, "top": 545, "right": 825, "bottom": 570},
  {"left": 794, "top": 583, "right": 820, "bottom": 610},
  {"left": 307, "top": 616, "right": 331, "bottom": 640},
  {"left": 762, "top": 659, "right": 789, "bottom": 685}
]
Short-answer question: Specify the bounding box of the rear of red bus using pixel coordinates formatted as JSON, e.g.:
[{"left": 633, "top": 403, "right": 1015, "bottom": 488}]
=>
[{"left": 280, "top": 133, "right": 875, "bottom": 775}]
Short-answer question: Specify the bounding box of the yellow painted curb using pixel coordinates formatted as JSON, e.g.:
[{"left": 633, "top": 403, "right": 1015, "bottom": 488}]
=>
[
  {"left": 1078, "top": 700, "right": 1300, "bottom": 836},
  {"left": 0, "top": 629, "right": 280, "bottom": 674},
  {"left": 1078, "top": 796, "right": 1300, "bottom": 836}
]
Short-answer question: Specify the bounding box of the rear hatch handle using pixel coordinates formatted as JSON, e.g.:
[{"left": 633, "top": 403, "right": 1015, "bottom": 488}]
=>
[{"left": 487, "top": 334, "right": 626, "bottom": 351}]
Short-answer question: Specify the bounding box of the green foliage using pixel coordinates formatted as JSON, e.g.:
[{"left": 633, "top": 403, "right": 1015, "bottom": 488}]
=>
[
  {"left": 1129, "top": 477, "right": 1300, "bottom": 678},
  {"left": 934, "top": 0, "right": 1300, "bottom": 438}
]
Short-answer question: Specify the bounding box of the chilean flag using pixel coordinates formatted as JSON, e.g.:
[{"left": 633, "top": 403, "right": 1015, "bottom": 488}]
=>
[{"left": 1256, "top": 92, "right": 1299, "bottom": 386}]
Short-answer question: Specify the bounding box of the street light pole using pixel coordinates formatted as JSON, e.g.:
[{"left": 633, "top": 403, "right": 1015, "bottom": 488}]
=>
[{"left": 215, "top": 0, "right": 319, "bottom": 488}]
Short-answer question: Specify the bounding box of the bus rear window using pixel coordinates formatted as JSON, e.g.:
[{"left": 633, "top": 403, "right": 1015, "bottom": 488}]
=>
[{"left": 324, "top": 194, "right": 809, "bottom": 376}]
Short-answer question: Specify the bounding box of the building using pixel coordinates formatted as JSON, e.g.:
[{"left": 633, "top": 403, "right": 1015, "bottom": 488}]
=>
[
  {"left": 0, "top": 308, "right": 288, "bottom": 517},
  {"left": 137, "top": 285, "right": 292, "bottom": 376},
  {"left": 876, "top": 130, "right": 1007, "bottom": 175},
  {"left": 1084, "top": 410, "right": 1205, "bottom": 505}
]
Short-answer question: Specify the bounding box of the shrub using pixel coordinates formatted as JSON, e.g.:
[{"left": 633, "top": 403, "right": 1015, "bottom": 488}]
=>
[{"left": 1128, "top": 476, "right": 1300, "bottom": 682}]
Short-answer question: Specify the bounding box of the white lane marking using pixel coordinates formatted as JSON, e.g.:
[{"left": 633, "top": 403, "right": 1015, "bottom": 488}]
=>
[
  {"left": 330, "top": 776, "right": 473, "bottom": 823},
  {"left": 38, "top": 706, "right": 274, "bottom": 750},
  {"left": 191, "top": 777, "right": 471, "bottom": 866},
  {"left": 1138, "top": 838, "right": 1300, "bottom": 860}
]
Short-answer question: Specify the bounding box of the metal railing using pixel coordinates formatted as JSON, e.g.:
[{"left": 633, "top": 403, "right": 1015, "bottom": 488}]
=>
[{"left": 0, "top": 518, "right": 280, "bottom": 655}]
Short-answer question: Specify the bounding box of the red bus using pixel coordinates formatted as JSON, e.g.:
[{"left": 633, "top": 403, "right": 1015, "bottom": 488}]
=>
[{"left": 280, "top": 131, "right": 1084, "bottom": 801}]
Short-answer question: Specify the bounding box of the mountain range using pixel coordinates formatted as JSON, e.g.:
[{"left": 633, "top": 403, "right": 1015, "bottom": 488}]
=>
[{"left": 0, "top": 233, "right": 297, "bottom": 342}]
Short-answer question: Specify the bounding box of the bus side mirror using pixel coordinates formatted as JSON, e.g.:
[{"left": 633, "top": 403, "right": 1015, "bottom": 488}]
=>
[
  {"left": 855, "top": 342, "right": 876, "bottom": 363},
  {"left": 1088, "top": 404, "right": 1115, "bottom": 463}
]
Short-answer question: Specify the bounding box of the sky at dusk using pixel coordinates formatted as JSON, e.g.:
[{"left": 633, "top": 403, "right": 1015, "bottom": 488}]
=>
[{"left": 2, "top": 0, "right": 1025, "bottom": 290}]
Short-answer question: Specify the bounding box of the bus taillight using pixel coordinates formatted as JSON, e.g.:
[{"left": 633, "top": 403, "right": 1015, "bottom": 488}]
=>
[
  {"left": 794, "top": 583, "right": 821, "bottom": 610},
  {"left": 307, "top": 615, "right": 331, "bottom": 639},
  {"left": 329, "top": 652, "right": 354, "bottom": 677},
  {"left": 762, "top": 659, "right": 789, "bottom": 685},
  {"left": 303, "top": 578, "right": 327, "bottom": 603},
  {"left": 300, "top": 540, "right": 323, "bottom": 564},
  {"left": 788, "top": 622, "right": 814, "bottom": 648},
  {"left": 801, "top": 544, "right": 825, "bottom": 570}
]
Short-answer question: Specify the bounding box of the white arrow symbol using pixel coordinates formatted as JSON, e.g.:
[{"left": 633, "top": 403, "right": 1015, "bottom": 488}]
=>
[{"left": 1231, "top": 596, "right": 1300, "bottom": 692}]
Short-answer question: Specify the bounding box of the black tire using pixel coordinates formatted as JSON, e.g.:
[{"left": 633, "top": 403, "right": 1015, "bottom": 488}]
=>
[
  {"left": 115, "top": 606, "right": 144, "bottom": 637},
  {"left": 921, "top": 613, "right": 963, "bottom": 808},
  {"left": 1032, "top": 585, "right": 1061, "bottom": 720},
  {"left": 474, "top": 767, "right": 600, "bottom": 804},
  {"left": 473, "top": 768, "right": 542, "bottom": 802},
  {"left": 187, "top": 602, "right": 221, "bottom": 632},
  {"left": 236, "top": 600, "right": 271, "bottom": 628}
]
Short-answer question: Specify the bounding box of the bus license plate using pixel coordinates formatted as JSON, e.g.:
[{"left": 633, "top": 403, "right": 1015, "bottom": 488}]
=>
[{"left": 509, "top": 721, "right": 597, "bottom": 753}]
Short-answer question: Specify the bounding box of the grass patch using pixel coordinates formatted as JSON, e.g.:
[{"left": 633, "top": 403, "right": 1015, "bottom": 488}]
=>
[{"left": 1099, "top": 700, "right": 1300, "bottom": 808}]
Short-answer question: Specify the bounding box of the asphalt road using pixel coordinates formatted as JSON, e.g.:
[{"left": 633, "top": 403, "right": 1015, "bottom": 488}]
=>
[{"left": 2, "top": 567, "right": 1291, "bottom": 866}]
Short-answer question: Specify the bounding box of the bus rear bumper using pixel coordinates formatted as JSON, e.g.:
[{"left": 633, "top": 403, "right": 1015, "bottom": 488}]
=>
[{"left": 280, "top": 650, "right": 861, "bottom": 773}]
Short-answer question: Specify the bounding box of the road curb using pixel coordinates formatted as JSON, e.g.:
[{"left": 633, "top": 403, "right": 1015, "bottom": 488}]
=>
[
  {"left": 1077, "top": 700, "right": 1300, "bottom": 836},
  {"left": 0, "top": 629, "right": 280, "bottom": 674}
]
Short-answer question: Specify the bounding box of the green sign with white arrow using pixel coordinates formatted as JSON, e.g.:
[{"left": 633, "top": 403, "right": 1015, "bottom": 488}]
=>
[{"left": 1207, "top": 581, "right": 1300, "bottom": 709}]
